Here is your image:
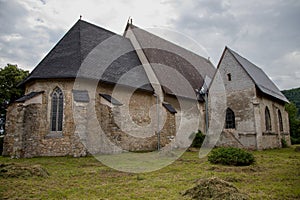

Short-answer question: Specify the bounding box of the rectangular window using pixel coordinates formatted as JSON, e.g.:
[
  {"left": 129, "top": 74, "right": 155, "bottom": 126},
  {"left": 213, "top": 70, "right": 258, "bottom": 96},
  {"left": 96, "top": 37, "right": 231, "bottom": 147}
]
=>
[{"left": 227, "top": 73, "right": 232, "bottom": 81}]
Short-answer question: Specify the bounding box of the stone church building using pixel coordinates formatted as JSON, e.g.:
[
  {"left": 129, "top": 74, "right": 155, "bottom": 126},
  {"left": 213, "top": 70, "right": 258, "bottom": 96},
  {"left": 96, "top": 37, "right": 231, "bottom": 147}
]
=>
[
  {"left": 210, "top": 47, "right": 290, "bottom": 150},
  {"left": 2, "top": 19, "right": 290, "bottom": 158}
]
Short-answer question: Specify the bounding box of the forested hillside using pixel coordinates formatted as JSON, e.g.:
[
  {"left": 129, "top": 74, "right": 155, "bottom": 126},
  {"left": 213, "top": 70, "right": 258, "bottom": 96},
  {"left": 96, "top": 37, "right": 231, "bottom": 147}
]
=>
[
  {"left": 282, "top": 87, "right": 300, "bottom": 144},
  {"left": 282, "top": 87, "right": 300, "bottom": 117}
]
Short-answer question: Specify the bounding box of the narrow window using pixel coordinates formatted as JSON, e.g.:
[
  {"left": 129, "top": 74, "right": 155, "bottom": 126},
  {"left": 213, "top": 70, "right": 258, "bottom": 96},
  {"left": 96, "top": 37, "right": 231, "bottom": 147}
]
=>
[
  {"left": 227, "top": 73, "right": 232, "bottom": 81},
  {"left": 225, "top": 108, "right": 235, "bottom": 129},
  {"left": 278, "top": 110, "right": 283, "bottom": 132},
  {"left": 51, "top": 87, "right": 63, "bottom": 131},
  {"left": 265, "top": 106, "right": 272, "bottom": 131}
]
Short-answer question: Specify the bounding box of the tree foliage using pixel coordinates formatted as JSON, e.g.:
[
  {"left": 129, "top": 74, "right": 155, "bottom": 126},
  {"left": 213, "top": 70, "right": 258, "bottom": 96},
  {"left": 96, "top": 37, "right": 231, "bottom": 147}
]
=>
[
  {"left": 282, "top": 87, "right": 300, "bottom": 117},
  {"left": 285, "top": 102, "right": 300, "bottom": 144},
  {"left": 282, "top": 87, "right": 300, "bottom": 144},
  {"left": 0, "top": 64, "right": 29, "bottom": 113}
]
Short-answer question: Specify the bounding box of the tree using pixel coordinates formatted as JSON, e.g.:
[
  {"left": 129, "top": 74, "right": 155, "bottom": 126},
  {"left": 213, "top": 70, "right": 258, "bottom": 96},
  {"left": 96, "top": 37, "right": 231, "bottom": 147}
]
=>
[
  {"left": 0, "top": 64, "right": 29, "bottom": 114},
  {"left": 285, "top": 102, "right": 300, "bottom": 144}
]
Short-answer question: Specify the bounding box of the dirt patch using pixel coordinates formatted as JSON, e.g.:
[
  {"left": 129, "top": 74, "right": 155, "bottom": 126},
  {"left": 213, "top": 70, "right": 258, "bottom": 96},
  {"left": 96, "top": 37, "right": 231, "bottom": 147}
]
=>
[
  {"left": 0, "top": 163, "right": 49, "bottom": 178},
  {"left": 182, "top": 177, "right": 249, "bottom": 200}
]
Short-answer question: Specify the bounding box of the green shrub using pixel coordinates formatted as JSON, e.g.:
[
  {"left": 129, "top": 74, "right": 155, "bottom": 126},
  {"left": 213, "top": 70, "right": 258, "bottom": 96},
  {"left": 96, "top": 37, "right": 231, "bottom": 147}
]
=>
[
  {"left": 190, "top": 130, "right": 205, "bottom": 148},
  {"left": 291, "top": 137, "right": 300, "bottom": 145},
  {"left": 0, "top": 136, "right": 3, "bottom": 154},
  {"left": 281, "top": 138, "right": 288, "bottom": 148},
  {"left": 208, "top": 147, "right": 255, "bottom": 166}
]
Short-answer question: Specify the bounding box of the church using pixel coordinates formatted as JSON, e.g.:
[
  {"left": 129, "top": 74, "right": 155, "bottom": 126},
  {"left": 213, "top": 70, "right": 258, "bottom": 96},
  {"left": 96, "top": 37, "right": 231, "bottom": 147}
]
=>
[{"left": 2, "top": 19, "right": 290, "bottom": 158}]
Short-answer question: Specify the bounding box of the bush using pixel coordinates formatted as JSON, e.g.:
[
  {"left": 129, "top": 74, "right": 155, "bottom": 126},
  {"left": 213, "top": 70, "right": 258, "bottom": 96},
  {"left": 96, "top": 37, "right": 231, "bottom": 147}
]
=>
[
  {"left": 190, "top": 130, "right": 205, "bottom": 148},
  {"left": 208, "top": 147, "right": 255, "bottom": 166},
  {"left": 0, "top": 136, "right": 3, "bottom": 154},
  {"left": 281, "top": 138, "right": 288, "bottom": 148},
  {"left": 291, "top": 137, "right": 300, "bottom": 145}
]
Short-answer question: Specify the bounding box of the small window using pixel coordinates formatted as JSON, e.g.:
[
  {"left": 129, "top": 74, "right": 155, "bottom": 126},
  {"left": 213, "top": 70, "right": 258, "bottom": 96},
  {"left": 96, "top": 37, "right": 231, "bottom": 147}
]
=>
[
  {"left": 227, "top": 73, "right": 232, "bottom": 81},
  {"left": 51, "top": 87, "right": 64, "bottom": 132},
  {"left": 278, "top": 110, "right": 283, "bottom": 132},
  {"left": 225, "top": 108, "right": 235, "bottom": 129},
  {"left": 265, "top": 106, "right": 272, "bottom": 131}
]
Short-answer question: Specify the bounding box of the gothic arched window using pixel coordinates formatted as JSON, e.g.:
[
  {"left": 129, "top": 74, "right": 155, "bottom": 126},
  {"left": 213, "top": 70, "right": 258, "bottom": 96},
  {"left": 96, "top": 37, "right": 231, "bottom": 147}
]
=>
[
  {"left": 225, "top": 108, "right": 235, "bottom": 129},
  {"left": 265, "top": 106, "right": 272, "bottom": 131},
  {"left": 278, "top": 110, "right": 283, "bottom": 132},
  {"left": 51, "top": 87, "right": 63, "bottom": 131}
]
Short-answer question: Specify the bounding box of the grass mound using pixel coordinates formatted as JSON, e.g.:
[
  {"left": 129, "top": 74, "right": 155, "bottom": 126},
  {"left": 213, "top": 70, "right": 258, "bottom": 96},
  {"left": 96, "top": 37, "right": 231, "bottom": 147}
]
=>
[
  {"left": 0, "top": 163, "right": 49, "bottom": 178},
  {"left": 182, "top": 177, "right": 249, "bottom": 200}
]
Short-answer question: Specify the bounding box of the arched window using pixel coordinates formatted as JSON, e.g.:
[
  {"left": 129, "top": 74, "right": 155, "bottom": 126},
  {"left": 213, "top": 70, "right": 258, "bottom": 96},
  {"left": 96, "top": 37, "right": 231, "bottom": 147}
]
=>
[
  {"left": 278, "top": 110, "right": 283, "bottom": 132},
  {"left": 265, "top": 106, "right": 272, "bottom": 131},
  {"left": 225, "top": 108, "right": 235, "bottom": 129},
  {"left": 51, "top": 87, "right": 63, "bottom": 131}
]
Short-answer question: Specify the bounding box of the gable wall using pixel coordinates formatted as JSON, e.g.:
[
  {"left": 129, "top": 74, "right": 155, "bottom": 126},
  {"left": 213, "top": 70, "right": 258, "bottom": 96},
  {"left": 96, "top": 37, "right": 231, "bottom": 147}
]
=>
[
  {"left": 212, "top": 50, "right": 257, "bottom": 149},
  {"left": 218, "top": 50, "right": 257, "bottom": 132}
]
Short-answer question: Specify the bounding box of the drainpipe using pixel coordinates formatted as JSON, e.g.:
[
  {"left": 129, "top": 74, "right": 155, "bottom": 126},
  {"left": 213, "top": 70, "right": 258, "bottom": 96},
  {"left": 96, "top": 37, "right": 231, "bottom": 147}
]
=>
[
  {"left": 154, "top": 93, "right": 160, "bottom": 151},
  {"left": 205, "top": 92, "right": 209, "bottom": 134}
]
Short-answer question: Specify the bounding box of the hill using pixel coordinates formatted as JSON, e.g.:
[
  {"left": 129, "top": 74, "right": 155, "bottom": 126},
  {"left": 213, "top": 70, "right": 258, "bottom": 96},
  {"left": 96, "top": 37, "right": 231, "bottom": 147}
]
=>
[{"left": 282, "top": 87, "right": 300, "bottom": 117}]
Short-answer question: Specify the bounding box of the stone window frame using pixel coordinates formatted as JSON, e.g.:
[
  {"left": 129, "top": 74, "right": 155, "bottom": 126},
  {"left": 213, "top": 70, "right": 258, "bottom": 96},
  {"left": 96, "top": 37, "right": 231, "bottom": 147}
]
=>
[
  {"left": 265, "top": 106, "right": 272, "bottom": 131},
  {"left": 278, "top": 109, "right": 283, "bottom": 132},
  {"left": 50, "top": 87, "right": 64, "bottom": 134},
  {"left": 225, "top": 107, "right": 235, "bottom": 129}
]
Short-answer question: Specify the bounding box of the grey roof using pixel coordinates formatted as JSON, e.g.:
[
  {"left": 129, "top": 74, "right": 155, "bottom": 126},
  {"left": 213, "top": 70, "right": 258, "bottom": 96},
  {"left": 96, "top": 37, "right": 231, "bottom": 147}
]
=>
[
  {"left": 227, "top": 47, "right": 289, "bottom": 103},
  {"left": 162, "top": 102, "right": 177, "bottom": 114},
  {"left": 125, "top": 24, "right": 215, "bottom": 100},
  {"left": 21, "top": 20, "right": 153, "bottom": 92},
  {"left": 15, "top": 91, "right": 44, "bottom": 102},
  {"left": 99, "top": 93, "right": 122, "bottom": 106}
]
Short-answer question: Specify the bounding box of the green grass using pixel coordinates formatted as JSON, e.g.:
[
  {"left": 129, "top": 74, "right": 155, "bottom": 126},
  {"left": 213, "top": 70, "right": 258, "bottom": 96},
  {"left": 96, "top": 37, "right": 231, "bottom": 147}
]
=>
[{"left": 1, "top": 146, "right": 300, "bottom": 199}]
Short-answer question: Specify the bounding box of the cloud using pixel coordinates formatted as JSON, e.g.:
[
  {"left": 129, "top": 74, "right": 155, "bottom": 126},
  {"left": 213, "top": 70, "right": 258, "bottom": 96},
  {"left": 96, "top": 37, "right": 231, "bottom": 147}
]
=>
[
  {"left": 0, "top": 0, "right": 299, "bottom": 89},
  {"left": 0, "top": 0, "right": 64, "bottom": 69},
  {"left": 164, "top": 0, "right": 300, "bottom": 89}
]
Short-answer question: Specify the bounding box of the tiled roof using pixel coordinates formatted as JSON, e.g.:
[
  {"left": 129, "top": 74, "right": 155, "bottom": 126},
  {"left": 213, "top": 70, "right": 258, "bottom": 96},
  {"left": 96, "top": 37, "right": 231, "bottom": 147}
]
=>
[
  {"left": 21, "top": 20, "right": 153, "bottom": 92},
  {"left": 162, "top": 102, "right": 177, "bottom": 114},
  {"left": 99, "top": 93, "right": 122, "bottom": 106},
  {"left": 125, "top": 24, "right": 216, "bottom": 100},
  {"left": 15, "top": 91, "right": 44, "bottom": 102},
  {"left": 227, "top": 47, "right": 289, "bottom": 103}
]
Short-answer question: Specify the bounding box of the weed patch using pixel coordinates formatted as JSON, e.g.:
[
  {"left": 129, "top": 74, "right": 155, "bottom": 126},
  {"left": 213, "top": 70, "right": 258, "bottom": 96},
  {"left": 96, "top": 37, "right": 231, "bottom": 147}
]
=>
[{"left": 0, "top": 163, "right": 49, "bottom": 178}]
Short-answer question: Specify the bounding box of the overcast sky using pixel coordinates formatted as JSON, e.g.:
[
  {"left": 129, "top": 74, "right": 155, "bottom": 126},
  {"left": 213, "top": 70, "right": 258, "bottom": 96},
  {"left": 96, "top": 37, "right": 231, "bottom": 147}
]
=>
[{"left": 0, "top": 0, "right": 299, "bottom": 90}]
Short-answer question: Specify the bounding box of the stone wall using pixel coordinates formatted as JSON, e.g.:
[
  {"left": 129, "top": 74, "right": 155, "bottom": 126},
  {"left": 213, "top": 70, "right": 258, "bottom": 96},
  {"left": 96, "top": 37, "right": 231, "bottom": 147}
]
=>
[
  {"left": 2, "top": 103, "right": 25, "bottom": 157},
  {"left": 93, "top": 83, "right": 177, "bottom": 152},
  {"left": 3, "top": 79, "right": 178, "bottom": 157},
  {"left": 256, "top": 94, "right": 291, "bottom": 149},
  {"left": 212, "top": 49, "right": 258, "bottom": 149},
  {"left": 211, "top": 49, "right": 290, "bottom": 150}
]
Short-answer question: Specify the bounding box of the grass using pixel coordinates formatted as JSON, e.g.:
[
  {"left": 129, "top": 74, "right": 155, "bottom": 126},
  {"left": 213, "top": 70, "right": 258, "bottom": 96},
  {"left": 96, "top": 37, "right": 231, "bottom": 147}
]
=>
[{"left": 0, "top": 146, "right": 300, "bottom": 199}]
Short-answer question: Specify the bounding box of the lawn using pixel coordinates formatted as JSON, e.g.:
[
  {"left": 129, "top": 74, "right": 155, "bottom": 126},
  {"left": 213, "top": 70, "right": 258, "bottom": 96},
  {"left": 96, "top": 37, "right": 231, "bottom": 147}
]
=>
[{"left": 0, "top": 146, "right": 299, "bottom": 199}]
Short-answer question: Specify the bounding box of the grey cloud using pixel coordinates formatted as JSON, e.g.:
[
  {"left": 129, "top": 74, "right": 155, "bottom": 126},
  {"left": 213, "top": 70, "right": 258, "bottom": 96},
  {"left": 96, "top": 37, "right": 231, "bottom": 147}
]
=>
[
  {"left": 166, "top": 0, "right": 300, "bottom": 89},
  {"left": 0, "top": 0, "right": 29, "bottom": 34},
  {"left": 0, "top": 0, "right": 63, "bottom": 69}
]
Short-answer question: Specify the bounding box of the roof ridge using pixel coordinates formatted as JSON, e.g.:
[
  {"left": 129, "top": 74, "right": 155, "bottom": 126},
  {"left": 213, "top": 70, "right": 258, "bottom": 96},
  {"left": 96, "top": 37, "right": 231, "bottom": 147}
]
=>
[
  {"left": 19, "top": 19, "right": 82, "bottom": 86},
  {"left": 227, "top": 47, "right": 263, "bottom": 71},
  {"left": 226, "top": 47, "right": 288, "bottom": 103},
  {"left": 78, "top": 20, "right": 83, "bottom": 64},
  {"left": 130, "top": 24, "right": 211, "bottom": 62}
]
